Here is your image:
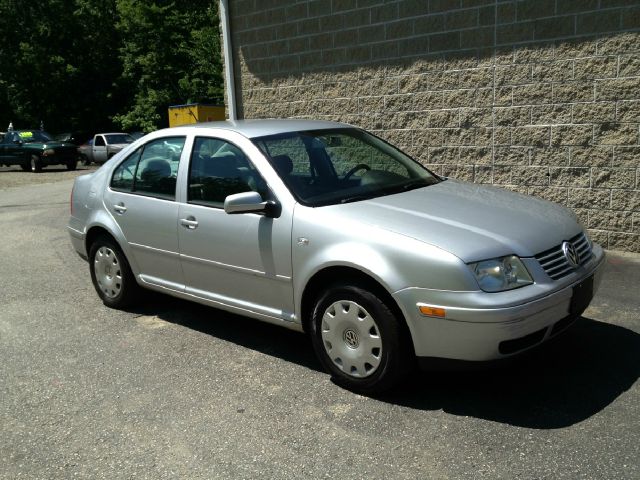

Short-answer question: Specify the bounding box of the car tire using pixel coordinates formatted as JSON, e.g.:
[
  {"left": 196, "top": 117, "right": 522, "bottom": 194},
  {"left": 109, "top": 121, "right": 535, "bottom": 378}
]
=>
[
  {"left": 30, "top": 155, "right": 42, "bottom": 172},
  {"left": 81, "top": 155, "right": 91, "bottom": 166},
  {"left": 20, "top": 161, "right": 30, "bottom": 171},
  {"left": 89, "top": 235, "right": 139, "bottom": 309},
  {"left": 310, "top": 283, "right": 412, "bottom": 394},
  {"left": 66, "top": 159, "right": 77, "bottom": 171}
]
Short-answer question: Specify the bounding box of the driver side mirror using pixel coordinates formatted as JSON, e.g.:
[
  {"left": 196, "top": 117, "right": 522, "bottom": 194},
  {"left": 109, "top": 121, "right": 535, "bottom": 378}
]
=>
[{"left": 224, "top": 191, "right": 280, "bottom": 218}]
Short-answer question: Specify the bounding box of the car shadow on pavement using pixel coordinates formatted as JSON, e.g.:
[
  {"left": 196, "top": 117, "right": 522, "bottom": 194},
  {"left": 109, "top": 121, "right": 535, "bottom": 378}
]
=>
[
  {"left": 130, "top": 293, "right": 638, "bottom": 429},
  {"left": 380, "top": 316, "right": 640, "bottom": 429},
  {"left": 130, "top": 292, "right": 322, "bottom": 372}
]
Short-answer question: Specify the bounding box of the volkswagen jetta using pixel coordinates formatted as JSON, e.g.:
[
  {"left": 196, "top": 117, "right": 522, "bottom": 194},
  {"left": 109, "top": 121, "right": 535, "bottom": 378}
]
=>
[{"left": 68, "top": 120, "right": 605, "bottom": 392}]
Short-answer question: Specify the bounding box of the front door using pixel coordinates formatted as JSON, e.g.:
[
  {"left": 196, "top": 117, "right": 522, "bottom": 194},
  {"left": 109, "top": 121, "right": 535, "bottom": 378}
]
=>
[
  {"left": 0, "top": 134, "right": 10, "bottom": 162},
  {"left": 92, "top": 135, "right": 108, "bottom": 163},
  {"left": 0, "top": 132, "right": 24, "bottom": 164},
  {"left": 177, "top": 136, "right": 294, "bottom": 321}
]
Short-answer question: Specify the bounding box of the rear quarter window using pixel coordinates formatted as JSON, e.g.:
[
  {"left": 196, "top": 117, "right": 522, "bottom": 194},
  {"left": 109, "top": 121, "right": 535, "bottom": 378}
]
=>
[{"left": 111, "top": 147, "right": 141, "bottom": 191}]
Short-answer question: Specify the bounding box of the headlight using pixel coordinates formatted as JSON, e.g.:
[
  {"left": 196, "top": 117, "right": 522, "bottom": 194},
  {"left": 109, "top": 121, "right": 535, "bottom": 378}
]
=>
[
  {"left": 43, "top": 149, "right": 55, "bottom": 156},
  {"left": 470, "top": 255, "right": 533, "bottom": 292}
]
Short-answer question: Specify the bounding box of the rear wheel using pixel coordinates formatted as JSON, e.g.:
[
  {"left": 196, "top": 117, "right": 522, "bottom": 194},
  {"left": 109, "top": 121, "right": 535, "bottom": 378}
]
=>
[
  {"left": 30, "top": 155, "right": 42, "bottom": 172},
  {"left": 89, "top": 236, "right": 139, "bottom": 309},
  {"left": 310, "top": 283, "right": 412, "bottom": 394},
  {"left": 66, "top": 158, "right": 77, "bottom": 170},
  {"left": 81, "top": 155, "right": 91, "bottom": 166}
]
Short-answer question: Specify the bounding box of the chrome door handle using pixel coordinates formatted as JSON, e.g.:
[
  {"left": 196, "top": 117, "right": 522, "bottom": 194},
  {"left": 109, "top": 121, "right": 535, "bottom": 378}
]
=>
[
  {"left": 113, "top": 203, "right": 127, "bottom": 213},
  {"left": 180, "top": 217, "right": 198, "bottom": 229}
]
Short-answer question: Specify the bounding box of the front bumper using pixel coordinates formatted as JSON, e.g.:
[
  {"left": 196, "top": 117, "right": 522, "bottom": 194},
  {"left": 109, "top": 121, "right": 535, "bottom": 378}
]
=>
[
  {"left": 43, "top": 152, "right": 77, "bottom": 165},
  {"left": 394, "top": 247, "right": 606, "bottom": 363}
]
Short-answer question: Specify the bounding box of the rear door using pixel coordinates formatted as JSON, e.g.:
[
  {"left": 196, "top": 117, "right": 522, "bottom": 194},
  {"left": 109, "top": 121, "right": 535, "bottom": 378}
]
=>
[{"left": 104, "top": 135, "right": 187, "bottom": 291}]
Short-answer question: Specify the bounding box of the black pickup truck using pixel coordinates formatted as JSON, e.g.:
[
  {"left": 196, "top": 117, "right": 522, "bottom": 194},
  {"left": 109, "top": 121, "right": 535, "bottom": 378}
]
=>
[{"left": 0, "top": 130, "right": 78, "bottom": 172}]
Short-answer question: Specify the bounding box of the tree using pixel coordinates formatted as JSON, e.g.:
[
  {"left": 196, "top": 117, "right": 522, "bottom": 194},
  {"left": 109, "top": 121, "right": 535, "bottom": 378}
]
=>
[
  {"left": 113, "top": 0, "right": 224, "bottom": 132},
  {"left": 0, "top": 0, "right": 224, "bottom": 134},
  {"left": 0, "top": 0, "right": 123, "bottom": 133}
]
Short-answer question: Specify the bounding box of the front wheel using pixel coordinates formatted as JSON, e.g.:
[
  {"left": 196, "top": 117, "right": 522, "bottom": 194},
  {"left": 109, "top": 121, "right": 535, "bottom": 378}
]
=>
[
  {"left": 66, "top": 158, "right": 77, "bottom": 171},
  {"left": 89, "top": 236, "right": 139, "bottom": 309},
  {"left": 310, "top": 283, "right": 412, "bottom": 394}
]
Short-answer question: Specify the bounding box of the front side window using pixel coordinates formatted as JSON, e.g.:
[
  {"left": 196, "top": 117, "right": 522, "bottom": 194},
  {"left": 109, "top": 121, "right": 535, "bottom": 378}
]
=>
[
  {"left": 253, "top": 128, "right": 440, "bottom": 207},
  {"left": 3, "top": 132, "right": 19, "bottom": 143},
  {"left": 110, "top": 136, "right": 185, "bottom": 200},
  {"left": 188, "top": 137, "right": 267, "bottom": 208},
  {"left": 94, "top": 136, "right": 105, "bottom": 147}
]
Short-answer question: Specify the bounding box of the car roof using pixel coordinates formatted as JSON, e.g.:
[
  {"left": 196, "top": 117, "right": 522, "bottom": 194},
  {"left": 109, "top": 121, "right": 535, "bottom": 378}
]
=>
[{"left": 180, "top": 119, "right": 353, "bottom": 138}]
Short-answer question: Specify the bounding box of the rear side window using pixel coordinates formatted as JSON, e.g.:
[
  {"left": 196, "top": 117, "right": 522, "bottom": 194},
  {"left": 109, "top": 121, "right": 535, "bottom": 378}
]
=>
[{"left": 110, "top": 136, "right": 185, "bottom": 200}]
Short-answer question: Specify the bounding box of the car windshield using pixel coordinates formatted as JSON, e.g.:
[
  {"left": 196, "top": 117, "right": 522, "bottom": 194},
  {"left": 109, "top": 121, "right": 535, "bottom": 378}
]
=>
[
  {"left": 17, "top": 130, "right": 53, "bottom": 143},
  {"left": 105, "top": 134, "right": 134, "bottom": 144},
  {"left": 252, "top": 128, "right": 441, "bottom": 207}
]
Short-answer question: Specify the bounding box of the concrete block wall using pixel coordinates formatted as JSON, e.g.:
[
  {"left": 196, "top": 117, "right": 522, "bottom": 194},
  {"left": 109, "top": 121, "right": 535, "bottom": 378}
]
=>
[{"left": 227, "top": 0, "right": 640, "bottom": 252}]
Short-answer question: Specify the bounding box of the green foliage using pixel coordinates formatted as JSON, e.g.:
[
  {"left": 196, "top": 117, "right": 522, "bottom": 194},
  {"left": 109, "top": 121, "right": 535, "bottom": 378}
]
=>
[
  {"left": 114, "top": 0, "right": 223, "bottom": 131},
  {"left": 0, "top": 0, "right": 224, "bottom": 134}
]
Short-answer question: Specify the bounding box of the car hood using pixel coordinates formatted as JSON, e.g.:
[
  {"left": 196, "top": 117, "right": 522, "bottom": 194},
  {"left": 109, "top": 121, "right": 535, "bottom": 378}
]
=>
[{"left": 326, "top": 180, "right": 582, "bottom": 263}]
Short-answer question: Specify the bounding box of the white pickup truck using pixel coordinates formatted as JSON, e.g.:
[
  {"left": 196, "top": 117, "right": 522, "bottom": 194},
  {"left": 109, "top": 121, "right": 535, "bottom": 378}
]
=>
[{"left": 78, "top": 133, "right": 134, "bottom": 165}]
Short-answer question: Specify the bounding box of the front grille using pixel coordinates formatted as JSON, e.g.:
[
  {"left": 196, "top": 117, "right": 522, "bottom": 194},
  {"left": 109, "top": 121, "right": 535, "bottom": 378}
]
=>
[{"left": 535, "top": 232, "right": 592, "bottom": 280}]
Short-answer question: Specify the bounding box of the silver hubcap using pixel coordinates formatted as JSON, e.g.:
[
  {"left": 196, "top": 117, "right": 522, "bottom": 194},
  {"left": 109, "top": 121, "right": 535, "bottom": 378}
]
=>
[
  {"left": 94, "top": 246, "right": 122, "bottom": 299},
  {"left": 321, "top": 300, "right": 383, "bottom": 378}
]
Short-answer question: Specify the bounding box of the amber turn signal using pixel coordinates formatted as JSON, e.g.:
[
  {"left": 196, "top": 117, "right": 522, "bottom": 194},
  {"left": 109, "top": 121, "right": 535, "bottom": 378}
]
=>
[{"left": 418, "top": 305, "right": 446, "bottom": 318}]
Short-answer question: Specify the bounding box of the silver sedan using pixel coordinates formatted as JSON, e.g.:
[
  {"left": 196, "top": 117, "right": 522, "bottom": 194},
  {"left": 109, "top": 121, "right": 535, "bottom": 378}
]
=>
[{"left": 68, "top": 120, "right": 605, "bottom": 393}]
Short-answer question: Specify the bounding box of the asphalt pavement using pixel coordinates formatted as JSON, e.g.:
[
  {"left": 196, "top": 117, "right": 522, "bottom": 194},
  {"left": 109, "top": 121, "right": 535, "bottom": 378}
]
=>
[{"left": 0, "top": 172, "right": 638, "bottom": 479}]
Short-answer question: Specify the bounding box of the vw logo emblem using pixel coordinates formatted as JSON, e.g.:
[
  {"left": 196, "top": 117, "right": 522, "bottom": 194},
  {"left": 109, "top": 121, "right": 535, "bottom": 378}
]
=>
[
  {"left": 343, "top": 329, "right": 360, "bottom": 349},
  {"left": 562, "top": 241, "right": 580, "bottom": 268}
]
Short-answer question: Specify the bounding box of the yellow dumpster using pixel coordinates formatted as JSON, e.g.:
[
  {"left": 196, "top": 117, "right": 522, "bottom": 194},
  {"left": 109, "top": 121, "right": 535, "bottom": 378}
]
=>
[{"left": 168, "top": 103, "right": 225, "bottom": 127}]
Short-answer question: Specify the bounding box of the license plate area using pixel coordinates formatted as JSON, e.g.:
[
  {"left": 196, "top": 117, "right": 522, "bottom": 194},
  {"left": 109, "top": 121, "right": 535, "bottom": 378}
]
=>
[{"left": 570, "top": 274, "right": 594, "bottom": 316}]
